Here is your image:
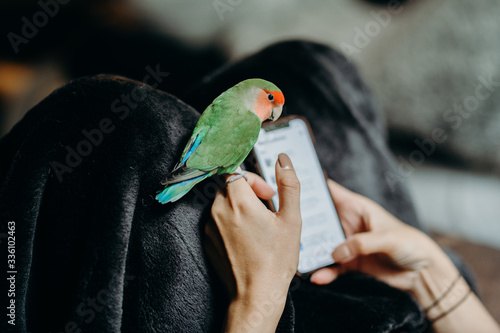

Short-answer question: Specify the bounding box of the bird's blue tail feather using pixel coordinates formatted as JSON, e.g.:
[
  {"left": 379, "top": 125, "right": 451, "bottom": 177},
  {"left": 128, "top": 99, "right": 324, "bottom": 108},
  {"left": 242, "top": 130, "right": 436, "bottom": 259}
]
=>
[{"left": 156, "top": 173, "right": 211, "bottom": 204}]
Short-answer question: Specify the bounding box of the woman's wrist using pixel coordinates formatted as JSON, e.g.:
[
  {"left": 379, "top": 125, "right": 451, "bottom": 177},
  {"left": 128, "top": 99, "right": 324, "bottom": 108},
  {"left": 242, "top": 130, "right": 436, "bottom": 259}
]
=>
[
  {"left": 409, "top": 240, "right": 470, "bottom": 320},
  {"left": 225, "top": 287, "right": 288, "bottom": 332},
  {"left": 410, "top": 240, "right": 458, "bottom": 302},
  {"left": 410, "top": 245, "right": 500, "bottom": 332}
]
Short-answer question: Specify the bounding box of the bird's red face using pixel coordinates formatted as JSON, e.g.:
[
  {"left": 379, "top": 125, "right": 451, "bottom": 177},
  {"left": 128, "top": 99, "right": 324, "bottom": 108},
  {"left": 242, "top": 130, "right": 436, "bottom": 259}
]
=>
[{"left": 253, "top": 89, "right": 285, "bottom": 122}]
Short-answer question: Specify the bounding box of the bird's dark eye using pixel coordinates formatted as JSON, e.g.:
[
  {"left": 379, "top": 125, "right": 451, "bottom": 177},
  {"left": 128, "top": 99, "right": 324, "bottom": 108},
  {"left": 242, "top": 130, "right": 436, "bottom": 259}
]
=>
[{"left": 267, "top": 94, "right": 274, "bottom": 101}]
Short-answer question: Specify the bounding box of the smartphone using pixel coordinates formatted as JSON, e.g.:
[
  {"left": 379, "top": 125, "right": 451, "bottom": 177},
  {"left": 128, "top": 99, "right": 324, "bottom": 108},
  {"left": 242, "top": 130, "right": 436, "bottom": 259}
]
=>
[{"left": 249, "top": 115, "right": 346, "bottom": 274}]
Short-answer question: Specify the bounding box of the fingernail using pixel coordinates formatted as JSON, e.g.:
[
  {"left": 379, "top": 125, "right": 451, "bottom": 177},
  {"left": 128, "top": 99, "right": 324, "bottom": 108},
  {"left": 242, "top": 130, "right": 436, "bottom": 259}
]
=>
[
  {"left": 278, "top": 153, "right": 293, "bottom": 170},
  {"left": 332, "top": 244, "right": 352, "bottom": 262}
]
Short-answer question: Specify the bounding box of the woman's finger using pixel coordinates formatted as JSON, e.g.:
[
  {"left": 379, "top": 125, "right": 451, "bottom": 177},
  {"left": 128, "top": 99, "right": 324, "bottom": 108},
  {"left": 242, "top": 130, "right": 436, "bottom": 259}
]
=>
[
  {"left": 327, "top": 179, "right": 372, "bottom": 233},
  {"left": 332, "top": 231, "right": 394, "bottom": 263},
  {"left": 246, "top": 172, "right": 275, "bottom": 200},
  {"left": 310, "top": 266, "right": 341, "bottom": 285},
  {"left": 327, "top": 179, "right": 357, "bottom": 203}
]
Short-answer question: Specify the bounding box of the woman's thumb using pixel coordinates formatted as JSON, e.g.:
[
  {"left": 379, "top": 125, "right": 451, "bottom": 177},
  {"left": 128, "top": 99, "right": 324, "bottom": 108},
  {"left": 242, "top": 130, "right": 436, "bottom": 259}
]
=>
[{"left": 275, "top": 153, "right": 301, "bottom": 219}]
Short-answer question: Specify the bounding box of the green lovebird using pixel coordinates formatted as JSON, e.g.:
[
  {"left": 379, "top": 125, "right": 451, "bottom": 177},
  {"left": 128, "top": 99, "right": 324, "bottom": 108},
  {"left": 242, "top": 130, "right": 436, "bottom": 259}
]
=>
[{"left": 156, "top": 78, "right": 285, "bottom": 204}]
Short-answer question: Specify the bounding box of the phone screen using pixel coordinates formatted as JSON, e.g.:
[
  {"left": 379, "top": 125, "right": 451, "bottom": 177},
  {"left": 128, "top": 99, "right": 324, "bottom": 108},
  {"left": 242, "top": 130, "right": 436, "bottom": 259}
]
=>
[{"left": 252, "top": 117, "right": 346, "bottom": 273}]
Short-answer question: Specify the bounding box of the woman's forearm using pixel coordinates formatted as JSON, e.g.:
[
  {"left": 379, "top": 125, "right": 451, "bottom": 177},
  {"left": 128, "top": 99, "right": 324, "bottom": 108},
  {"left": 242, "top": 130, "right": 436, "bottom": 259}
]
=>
[{"left": 410, "top": 243, "right": 500, "bottom": 333}]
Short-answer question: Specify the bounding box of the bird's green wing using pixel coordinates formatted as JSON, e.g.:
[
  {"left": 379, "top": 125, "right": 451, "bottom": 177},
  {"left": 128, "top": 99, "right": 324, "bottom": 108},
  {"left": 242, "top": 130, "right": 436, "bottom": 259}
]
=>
[
  {"left": 171, "top": 101, "right": 222, "bottom": 172},
  {"left": 185, "top": 107, "right": 261, "bottom": 173},
  {"left": 171, "top": 126, "right": 210, "bottom": 172}
]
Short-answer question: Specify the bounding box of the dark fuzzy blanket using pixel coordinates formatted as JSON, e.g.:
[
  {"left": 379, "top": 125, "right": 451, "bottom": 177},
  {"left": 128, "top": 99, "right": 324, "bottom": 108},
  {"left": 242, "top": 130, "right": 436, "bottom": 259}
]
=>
[{"left": 1, "top": 41, "right": 440, "bottom": 332}]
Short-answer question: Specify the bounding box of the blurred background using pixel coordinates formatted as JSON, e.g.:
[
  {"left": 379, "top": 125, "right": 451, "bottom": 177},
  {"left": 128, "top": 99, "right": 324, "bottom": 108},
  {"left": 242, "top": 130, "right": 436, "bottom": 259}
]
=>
[{"left": 1, "top": 0, "right": 499, "bottom": 321}]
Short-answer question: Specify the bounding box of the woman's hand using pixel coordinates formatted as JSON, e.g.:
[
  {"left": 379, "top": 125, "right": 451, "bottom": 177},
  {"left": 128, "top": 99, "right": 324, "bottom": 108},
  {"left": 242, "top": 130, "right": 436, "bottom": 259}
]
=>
[
  {"left": 311, "top": 180, "right": 500, "bottom": 333},
  {"left": 310, "top": 179, "right": 449, "bottom": 290},
  {"left": 205, "top": 154, "right": 302, "bottom": 332}
]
